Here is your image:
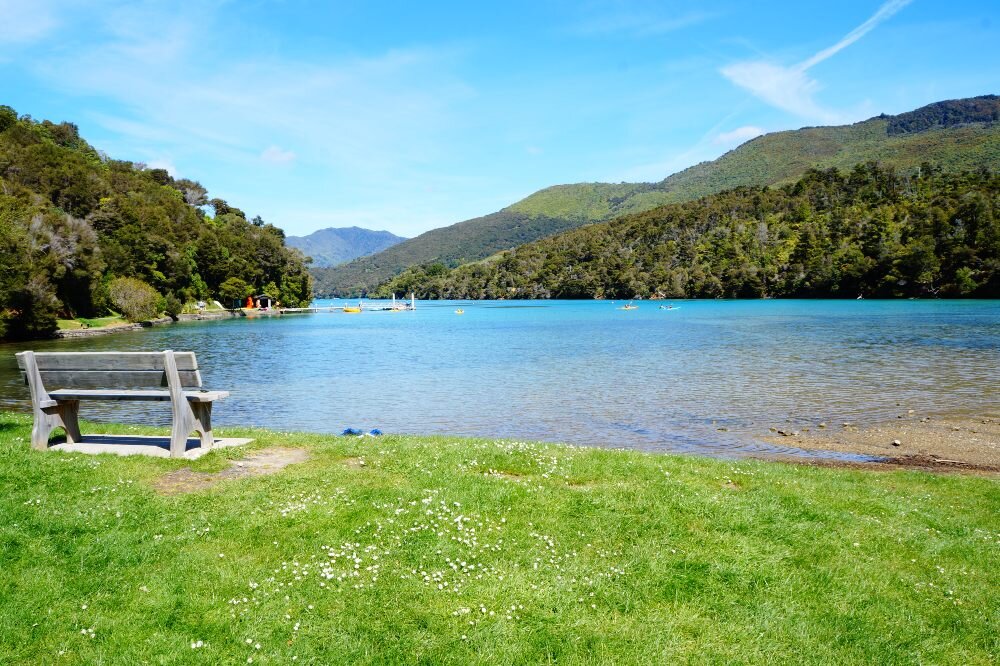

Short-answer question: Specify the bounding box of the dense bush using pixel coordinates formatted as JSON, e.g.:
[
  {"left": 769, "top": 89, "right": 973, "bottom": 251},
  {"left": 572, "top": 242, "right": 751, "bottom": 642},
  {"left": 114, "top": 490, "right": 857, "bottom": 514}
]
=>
[
  {"left": 108, "top": 277, "right": 161, "bottom": 322},
  {"left": 0, "top": 105, "right": 312, "bottom": 338},
  {"left": 377, "top": 163, "right": 1000, "bottom": 300}
]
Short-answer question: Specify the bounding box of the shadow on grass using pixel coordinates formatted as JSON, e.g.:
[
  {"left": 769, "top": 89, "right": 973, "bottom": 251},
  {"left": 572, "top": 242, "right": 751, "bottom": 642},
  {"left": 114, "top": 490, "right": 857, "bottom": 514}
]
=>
[
  {"left": 47, "top": 434, "right": 213, "bottom": 451},
  {"left": 0, "top": 420, "right": 25, "bottom": 433}
]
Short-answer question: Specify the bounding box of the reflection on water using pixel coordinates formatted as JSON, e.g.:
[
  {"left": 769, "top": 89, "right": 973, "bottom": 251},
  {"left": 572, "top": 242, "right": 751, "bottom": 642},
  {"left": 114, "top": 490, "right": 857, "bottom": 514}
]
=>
[{"left": 1, "top": 299, "right": 997, "bottom": 459}]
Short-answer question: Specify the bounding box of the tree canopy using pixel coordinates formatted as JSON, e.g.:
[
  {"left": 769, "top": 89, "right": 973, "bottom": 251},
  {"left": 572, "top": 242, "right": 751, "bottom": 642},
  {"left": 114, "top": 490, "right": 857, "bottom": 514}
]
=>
[
  {"left": 0, "top": 105, "right": 312, "bottom": 339},
  {"left": 376, "top": 163, "right": 1000, "bottom": 300}
]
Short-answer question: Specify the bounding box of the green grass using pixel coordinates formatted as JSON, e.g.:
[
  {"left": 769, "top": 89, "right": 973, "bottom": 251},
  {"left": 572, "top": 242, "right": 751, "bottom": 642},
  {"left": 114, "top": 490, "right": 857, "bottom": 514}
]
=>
[
  {"left": 56, "top": 315, "right": 129, "bottom": 330},
  {"left": 1, "top": 412, "right": 997, "bottom": 664}
]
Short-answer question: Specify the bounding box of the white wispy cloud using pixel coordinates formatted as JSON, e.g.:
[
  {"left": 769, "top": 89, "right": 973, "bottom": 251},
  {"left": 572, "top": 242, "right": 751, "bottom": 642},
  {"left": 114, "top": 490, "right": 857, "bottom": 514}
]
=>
[
  {"left": 27, "top": 2, "right": 472, "bottom": 212},
  {"left": 799, "top": 0, "right": 913, "bottom": 70},
  {"left": 721, "top": 0, "right": 912, "bottom": 122},
  {"left": 146, "top": 158, "right": 177, "bottom": 175},
  {"left": 713, "top": 125, "right": 766, "bottom": 145},
  {"left": 0, "top": 0, "right": 59, "bottom": 44},
  {"left": 260, "top": 146, "right": 296, "bottom": 165},
  {"left": 570, "top": 9, "right": 717, "bottom": 37}
]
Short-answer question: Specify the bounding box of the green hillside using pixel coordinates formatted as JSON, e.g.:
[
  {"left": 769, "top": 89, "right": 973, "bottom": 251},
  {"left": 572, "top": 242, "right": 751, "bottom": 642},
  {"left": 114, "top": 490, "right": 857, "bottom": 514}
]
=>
[
  {"left": 285, "top": 226, "right": 406, "bottom": 268},
  {"left": 313, "top": 95, "right": 1000, "bottom": 297},
  {"left": 0, "top": 106, "right": 312, "bottom": 339},
  {"left": 377, "top": 163, "right": 1000, "bottom": 300}
]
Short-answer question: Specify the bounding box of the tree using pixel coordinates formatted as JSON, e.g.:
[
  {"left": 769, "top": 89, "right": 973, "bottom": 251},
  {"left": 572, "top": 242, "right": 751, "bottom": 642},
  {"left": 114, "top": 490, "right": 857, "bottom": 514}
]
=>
[
  {"left": 164, "top": 293, "right": 183, "bottom": 319},
  {"left": 108, "top": 276, "right": 162, "bottom": 322},
  {"left": 0, "top": 105, "right": 16, "bottom": 133},
  {"left": 172, "top": 179, "right": 208, "bottom": 206},
  {"left": 217, "top": 277, "right": 251, "bottom": 308},
  {"left": 7, "top": 275, "right": 61, "bottom": 339}
]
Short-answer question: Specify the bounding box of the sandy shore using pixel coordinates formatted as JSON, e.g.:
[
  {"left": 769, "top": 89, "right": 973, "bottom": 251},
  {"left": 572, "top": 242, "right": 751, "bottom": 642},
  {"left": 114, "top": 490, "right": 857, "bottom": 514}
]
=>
[{"left": 762, "top": 412, "right": 1000, "bottom": 475}]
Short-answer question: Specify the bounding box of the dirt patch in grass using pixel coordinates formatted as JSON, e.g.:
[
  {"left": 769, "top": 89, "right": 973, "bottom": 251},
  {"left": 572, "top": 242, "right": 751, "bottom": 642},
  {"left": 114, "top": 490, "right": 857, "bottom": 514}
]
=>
[
  {"left": 482, "top": 469, "right": 526, "bottom": 481},
  {"left": 153, "top": 447, "right": 310, "bottom": 495},
  {"left": 762, "top": 414, "right": 1000, "bottom": 476}
]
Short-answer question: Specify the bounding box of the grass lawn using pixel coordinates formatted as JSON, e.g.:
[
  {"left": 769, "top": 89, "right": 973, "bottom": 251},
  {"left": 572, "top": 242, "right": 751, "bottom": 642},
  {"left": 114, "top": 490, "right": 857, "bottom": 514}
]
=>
[
  {"left": 0, "top": 411, "right": 996, "bottom": 664},
  {"left": 56, "top": 315, "right": 129, "bottom": 330}
]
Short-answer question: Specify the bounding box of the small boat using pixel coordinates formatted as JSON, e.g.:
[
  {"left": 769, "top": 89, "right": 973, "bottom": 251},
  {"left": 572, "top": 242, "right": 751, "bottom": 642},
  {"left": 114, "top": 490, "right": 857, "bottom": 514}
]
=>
[
  {"left": 455, "top": 309, "right": 465, "bottom": 315},
  {"left": 343, "top": 306, "right": 362, "bottom": 313},
  {"left": 618, "top": 301, "right": 638, "bottom": 310}
]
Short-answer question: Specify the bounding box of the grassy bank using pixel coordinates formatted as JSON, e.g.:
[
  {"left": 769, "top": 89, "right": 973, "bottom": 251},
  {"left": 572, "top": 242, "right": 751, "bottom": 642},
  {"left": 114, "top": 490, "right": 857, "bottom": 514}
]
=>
[
  {"left": 56, "top": 315, "right": 128, "bottom": 331},
  {"left": 0, "top": 412, "right": 996, "bottom": 664}
]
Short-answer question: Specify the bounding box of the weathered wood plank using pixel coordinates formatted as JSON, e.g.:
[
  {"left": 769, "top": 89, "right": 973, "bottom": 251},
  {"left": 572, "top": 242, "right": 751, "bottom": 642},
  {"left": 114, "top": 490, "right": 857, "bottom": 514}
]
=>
[
  {"left": 16, "top": 351, "right": 198, "bottom": 372},
  {"left": 47, "top": 389, "right": 229, "bottom": 402},
  {"left": 26, "top": 369, "right": 203, "bottom": 389},
  {"left": 16, "top": 350, "right": 227, "bottom": 458}
]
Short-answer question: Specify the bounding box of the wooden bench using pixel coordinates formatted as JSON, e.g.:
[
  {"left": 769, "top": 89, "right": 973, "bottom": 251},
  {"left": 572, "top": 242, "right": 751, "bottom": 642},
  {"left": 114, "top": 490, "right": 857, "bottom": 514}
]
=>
[{"left": 16, "top": 350, "right": 229, "bottom": 458}]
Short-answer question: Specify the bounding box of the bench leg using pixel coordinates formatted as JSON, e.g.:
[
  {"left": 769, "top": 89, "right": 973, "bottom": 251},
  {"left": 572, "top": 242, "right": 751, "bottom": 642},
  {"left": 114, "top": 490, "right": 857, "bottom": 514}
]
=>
[
  {"left": 169, "top": 400, "right": 193, "bottom": 458},
  {"left": 60, "top": 401, "right": 82, "bottom": 444},
  {"left": 31, "top": 408, "right": 60, "bottom": 451},
  {"left": 30, "top": 401, "right": 82, "bottom": 450},
  {"left": 190, "top": 402, "right": 215, "bottom": 450},
  {"left": 169, "top": 400, "right": 217, "bottom": 457}
]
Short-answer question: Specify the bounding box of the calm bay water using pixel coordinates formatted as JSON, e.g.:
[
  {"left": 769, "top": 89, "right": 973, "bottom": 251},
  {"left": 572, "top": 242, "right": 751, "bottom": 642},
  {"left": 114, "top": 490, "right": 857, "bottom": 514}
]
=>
[{"left": 1, "top": 299, "right": 998, "bottom": 459}]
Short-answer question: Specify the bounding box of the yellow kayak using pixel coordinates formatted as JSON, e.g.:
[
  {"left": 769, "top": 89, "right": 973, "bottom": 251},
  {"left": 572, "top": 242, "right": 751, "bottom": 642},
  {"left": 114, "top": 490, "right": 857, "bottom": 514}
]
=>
[
  {"left": 343, "top": 306, "right": 361, "bottom": 313},
  {"left": 455, "top": 309, "right": 465, "bottom": 315}
]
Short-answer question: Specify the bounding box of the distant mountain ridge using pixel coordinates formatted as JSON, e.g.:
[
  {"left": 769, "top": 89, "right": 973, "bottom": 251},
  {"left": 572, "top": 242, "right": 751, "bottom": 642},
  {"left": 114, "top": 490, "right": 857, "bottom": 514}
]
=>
[
  {"left": 286, "top": 226, "right": 406, "bottom": 267},
  {"left": 312, "top": 95, "right": 1000, "bottom": 296}
]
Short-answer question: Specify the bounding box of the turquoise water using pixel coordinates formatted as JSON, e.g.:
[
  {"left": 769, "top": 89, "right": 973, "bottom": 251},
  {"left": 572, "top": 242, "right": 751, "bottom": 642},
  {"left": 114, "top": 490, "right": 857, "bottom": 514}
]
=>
[{"left": 1, "top": 300, "right": 998, "bottom": 458}]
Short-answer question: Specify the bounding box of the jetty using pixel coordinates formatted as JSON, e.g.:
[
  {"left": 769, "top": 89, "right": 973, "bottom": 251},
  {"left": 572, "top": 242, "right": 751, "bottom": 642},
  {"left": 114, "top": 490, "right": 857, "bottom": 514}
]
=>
[{"left": 248, "top": 293, "right": 417, "bottom": 316}]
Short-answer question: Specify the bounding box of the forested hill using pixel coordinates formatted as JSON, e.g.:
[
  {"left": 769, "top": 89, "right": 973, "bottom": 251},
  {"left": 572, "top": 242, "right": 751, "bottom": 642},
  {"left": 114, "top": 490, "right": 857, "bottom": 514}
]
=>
[
  {"left": 0, "top": 106, "right": 312, "bottom": 340},
  {"left": 313, "top": 95, "right": 1000, "bottom": 297},
  {"left": 286, "top": 226, "right": 406, "bottom": 267},
  {"left": 376, "top": 163, "right": 1000, "bottom": 300}
]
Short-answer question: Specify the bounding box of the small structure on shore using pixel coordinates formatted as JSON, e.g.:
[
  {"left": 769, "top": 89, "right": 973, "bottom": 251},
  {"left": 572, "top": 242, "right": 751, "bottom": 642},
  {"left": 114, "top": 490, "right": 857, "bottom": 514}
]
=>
[{"left": 255, "top": 294, "right": 275, "bottom": 309}]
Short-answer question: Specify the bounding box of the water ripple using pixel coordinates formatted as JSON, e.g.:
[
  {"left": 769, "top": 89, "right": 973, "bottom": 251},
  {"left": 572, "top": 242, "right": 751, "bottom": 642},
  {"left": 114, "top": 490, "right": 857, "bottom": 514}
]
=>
[{"left": 1, "top": 299, "right": 997, "bottom": 459}]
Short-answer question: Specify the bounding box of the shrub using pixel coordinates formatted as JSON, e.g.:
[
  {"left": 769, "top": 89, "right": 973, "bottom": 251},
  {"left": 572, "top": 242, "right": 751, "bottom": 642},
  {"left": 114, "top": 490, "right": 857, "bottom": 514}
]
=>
[
  {"left": 164, "top": 293, "right": 183, "bottom": 319},
  {"left": 107, "top": 277, "right": 161, "bottom": 322},
  {"left": 218, "top": 277, "right": 251, "bottom": 308}
]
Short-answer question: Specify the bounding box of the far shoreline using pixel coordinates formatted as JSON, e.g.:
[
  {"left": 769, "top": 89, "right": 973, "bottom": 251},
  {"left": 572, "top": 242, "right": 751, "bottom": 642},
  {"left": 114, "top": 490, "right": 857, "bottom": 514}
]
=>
[{"left": 52, "top": 310, "right": 242, "bottom": 340}]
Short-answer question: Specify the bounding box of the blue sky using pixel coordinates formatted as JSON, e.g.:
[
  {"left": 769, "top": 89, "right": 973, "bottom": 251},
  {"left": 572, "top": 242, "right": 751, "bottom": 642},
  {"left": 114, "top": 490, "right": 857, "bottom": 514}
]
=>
[{"left": 1, "top": 1, "right": 997, "bottom": 238}]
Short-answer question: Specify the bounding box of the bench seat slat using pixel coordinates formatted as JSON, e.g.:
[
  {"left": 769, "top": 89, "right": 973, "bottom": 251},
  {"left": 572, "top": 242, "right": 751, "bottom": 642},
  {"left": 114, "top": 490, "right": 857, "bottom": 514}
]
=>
[
  {"left": 48, "top": 389, "right": 229, "bottom": 402},
  {"left": 25, "top": 369, "right": 203, "bottom": 389},
  {"left": 16, "top": 351, "right": 198, "bottom": 372},
  {"left": 28, "top": 369, "right": 202, "bottom": 389}
]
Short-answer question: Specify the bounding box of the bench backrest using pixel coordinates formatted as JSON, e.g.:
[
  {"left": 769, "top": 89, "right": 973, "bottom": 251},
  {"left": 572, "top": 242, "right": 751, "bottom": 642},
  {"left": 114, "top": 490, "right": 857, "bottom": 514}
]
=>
[{"left": 16, "top": 351, "right": 203, "bottom": 390}]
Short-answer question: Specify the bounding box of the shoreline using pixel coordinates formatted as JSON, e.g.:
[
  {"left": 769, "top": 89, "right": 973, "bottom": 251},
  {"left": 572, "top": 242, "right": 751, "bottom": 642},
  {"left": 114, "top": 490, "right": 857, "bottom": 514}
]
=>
[
  {"left": 762, "top": 413, "right": 1000, "bottom": 475},
  {"left": 54, "top": 310, "right": 241, "bottom": 339},
  {"left": 2, "top": 399, "right": 996, "bottom": 475}
]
